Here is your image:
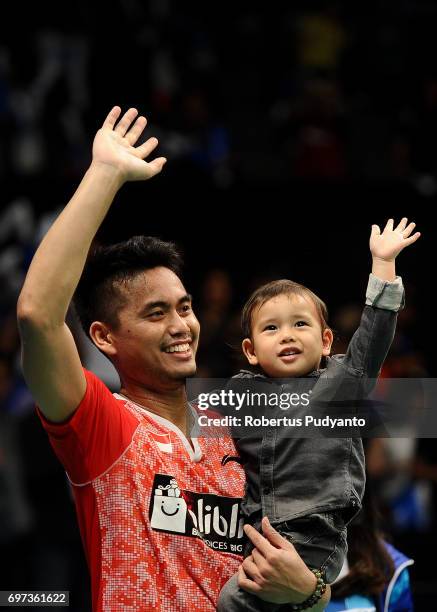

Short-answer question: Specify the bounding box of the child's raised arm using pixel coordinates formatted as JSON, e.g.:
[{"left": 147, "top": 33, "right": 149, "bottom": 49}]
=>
[{"left": 370, "top": 217, "right": 421, "bottom": 281}]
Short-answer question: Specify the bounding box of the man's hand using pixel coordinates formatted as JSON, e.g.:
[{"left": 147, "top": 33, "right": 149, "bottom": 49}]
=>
[
  {"left": 238, "top": 517, "right": 319, "bottom": 605},
  {"left": 91, "top": 106, "right": 167, "bottom": 183},
  {"left": 370, "top": 218, "right": 420, "bottom": 281}
]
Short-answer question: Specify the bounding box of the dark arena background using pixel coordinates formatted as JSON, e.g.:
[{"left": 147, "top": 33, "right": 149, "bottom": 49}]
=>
[{"left": 1, "top": 1, "right": 436, "bottom": 610}]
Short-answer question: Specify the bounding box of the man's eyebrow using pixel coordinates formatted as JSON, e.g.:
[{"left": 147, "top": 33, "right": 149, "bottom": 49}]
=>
[{"left": 140, "top": 294, "right": 193, "bottom": 313}]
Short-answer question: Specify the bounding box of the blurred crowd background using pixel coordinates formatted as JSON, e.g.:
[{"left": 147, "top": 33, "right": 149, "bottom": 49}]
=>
[{"left": 1, "top": 1, "right": 436, "bottom": 609}]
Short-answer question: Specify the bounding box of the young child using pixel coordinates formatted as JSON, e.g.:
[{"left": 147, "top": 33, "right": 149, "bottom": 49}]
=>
[{"left": 217, "top": 218, "right": 420, "bottom": 611}]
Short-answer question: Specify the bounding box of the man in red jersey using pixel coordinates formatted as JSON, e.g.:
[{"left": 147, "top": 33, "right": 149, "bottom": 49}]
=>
[{"left": 17, "top": 107, "right": 329, "bottom": 611}]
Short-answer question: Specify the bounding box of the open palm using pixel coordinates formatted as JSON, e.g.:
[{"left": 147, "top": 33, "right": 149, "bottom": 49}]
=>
[
  {"left": 370, "top": 218, "right": 420, "bottom": 261},
  {"left": 92, "top": 106, "right": 166, "bottom": 182}
]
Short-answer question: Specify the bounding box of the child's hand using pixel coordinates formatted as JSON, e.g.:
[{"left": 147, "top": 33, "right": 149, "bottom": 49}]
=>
[{"left": 370, "top": 218, "right": 420, "bottom": 262}]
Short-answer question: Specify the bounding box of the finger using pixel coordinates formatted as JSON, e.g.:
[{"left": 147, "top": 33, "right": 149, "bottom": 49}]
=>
[
  {"left": 114, "top": 107, "right": 138, "bottom": 136},
  {"left": 371, "top": 224, "right": 381, "bottom": 238},
  {"left": 125, "top": 115, "right": 148, "bottom": 146},
  {"left": 147, "top": 157, "right": 167, "bottom": 175},
  {"left": 403, "top": 231, "right": 421, "bottom": 246},
  {"left": 402, "top": 222, "right": 416, "bottom": 238},
  {"left": 261, "top": 516, "right": 294, "bottom": 551},
  {"left": 136, "top": 136, "right": 159, "bottom": 159},
  {"left": 102, "top": 106, "right": 121, "bottom": 129},
  {"left": 395, "top": 217, "right": 408, "bottom": 232},
  {"left": 243, "top": 524, "right": 274, "bottom": 557},
  {"left": 242, "top": 556, "right": 263, "bottom": 583},
  {"left": 238, "top": 565, "right": 262, "bottom": 594},
  {"left": 384, "top": 218, "right": 394, "bottom": 232},
  {"left": 251, "top": 547, "right": 265, "bottom": 566}
]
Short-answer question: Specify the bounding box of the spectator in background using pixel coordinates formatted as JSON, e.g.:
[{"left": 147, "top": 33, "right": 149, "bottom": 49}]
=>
[
  {"left": 195, "top": 268, "right": 238, "bottom": 377},
  {"left": 326, "top": 482, "right": 414, "bottom": 612},
  {"left": 295, "top": 3, "right": 347, "bottom": 80}
]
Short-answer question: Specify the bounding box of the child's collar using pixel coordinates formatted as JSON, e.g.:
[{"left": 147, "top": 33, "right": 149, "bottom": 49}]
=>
[{"left": 236, "top": 366, "right": 322, "bottom": 380}]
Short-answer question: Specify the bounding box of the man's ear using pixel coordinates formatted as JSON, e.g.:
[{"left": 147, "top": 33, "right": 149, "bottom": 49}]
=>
[
  {"left": 89, "top": 321, "right": 117, "bottom": 357},
  {"left": 322, "top": 327, "right": 334, "bottom": 356},
  {"left": 242, "top": 337, "right": 259, "bottom": 366}
]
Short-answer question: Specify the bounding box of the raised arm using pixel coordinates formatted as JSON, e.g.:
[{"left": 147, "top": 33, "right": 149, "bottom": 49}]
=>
[
  {"left": 370, "top": 217, "right": 420, "bottom": 281},
  {"left": 337, "top": 217, "right": 420, "bottom": 378},
  {"left": 17, "top": 107, "right": 166, "bottom": 422}
]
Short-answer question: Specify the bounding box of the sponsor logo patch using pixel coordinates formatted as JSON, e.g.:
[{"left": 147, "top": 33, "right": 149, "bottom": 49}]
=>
[{"left": 149, "top": 474, "right": 245, "bottom": 553}]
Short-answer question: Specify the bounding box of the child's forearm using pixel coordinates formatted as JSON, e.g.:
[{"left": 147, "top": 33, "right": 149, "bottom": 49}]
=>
[{"left": 371, "top": 256, "right": 396, "bottom": 282}]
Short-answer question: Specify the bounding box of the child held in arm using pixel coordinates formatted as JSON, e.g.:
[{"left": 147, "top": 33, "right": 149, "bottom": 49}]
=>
[{"left": 217, "top": 219, "right": 420, "bottom": 612}]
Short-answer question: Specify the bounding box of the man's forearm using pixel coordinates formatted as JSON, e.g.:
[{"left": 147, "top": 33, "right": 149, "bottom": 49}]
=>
[
  {"left": 18, "top": 163, "right": 123, "bottom": 325},
  {"left": 309, "top": 584, "right": 330, "bottom": 611}
]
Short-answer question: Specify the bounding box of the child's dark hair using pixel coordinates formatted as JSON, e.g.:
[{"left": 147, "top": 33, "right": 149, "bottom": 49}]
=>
[
  {"left": 241, "top": 279, "right": 330, "bottom": 339},
  {"left": 73, "top": 235, "right": 183, "bottom": 338}
]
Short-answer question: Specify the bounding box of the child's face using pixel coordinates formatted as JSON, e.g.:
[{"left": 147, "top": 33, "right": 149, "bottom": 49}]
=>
[{"left": 242, "top": 293, "right": 333, "bottom": 378}]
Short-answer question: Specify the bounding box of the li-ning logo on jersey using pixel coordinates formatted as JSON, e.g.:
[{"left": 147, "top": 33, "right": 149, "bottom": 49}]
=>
[
  {"left": 149, "top": 474, "right": 245, "bottom": 553},
  {"left": 221, "top": 454, "right": 243, "bottom": 466}
]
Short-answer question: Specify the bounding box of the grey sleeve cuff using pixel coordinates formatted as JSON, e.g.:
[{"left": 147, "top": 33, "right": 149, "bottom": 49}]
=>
[{"left": 365, "top": 273, "right": 405, "bottom": 311}]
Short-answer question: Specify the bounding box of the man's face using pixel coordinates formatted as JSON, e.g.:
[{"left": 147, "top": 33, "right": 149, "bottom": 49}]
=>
[
  {"left": 243, "top": 293, "right": 333, "bottom": 378},
  {"left": 103, "top": 267, "right": 200, "bottom": 388}
]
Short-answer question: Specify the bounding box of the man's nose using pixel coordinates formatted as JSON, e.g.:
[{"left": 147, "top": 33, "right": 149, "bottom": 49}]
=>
[{"left": 168, "top": 312, "right": 191, "bottom": 336}]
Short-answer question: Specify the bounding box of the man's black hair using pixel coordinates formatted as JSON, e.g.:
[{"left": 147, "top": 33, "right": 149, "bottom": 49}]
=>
[{"left": 73, "top": 235, "right": 183, "bottom": 338}]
